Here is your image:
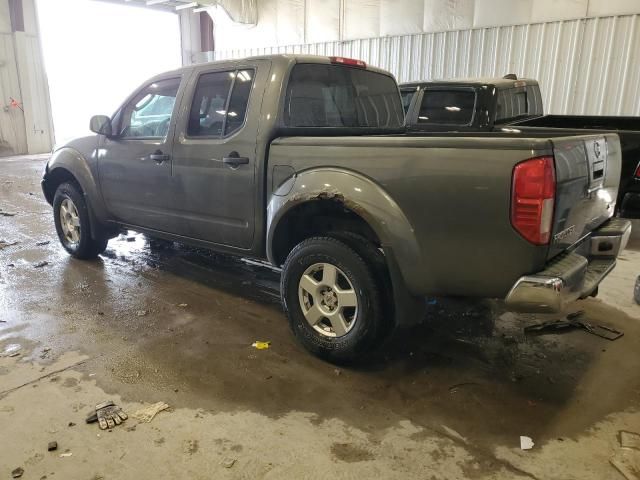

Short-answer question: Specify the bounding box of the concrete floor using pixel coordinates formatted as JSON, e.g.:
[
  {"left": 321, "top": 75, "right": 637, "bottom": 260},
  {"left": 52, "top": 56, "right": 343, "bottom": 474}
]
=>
[{"left": 1, "top": 154, "right": 639, "bottom": 480}]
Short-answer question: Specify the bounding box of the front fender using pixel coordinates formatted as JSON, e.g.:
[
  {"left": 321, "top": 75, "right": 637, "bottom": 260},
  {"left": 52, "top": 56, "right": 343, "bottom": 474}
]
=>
[
  {"left": 267, "top": 168, "right": 423, "bottom": 293},
  {"left": 44, "top": 145, "right": 111, "bottom": 233}
]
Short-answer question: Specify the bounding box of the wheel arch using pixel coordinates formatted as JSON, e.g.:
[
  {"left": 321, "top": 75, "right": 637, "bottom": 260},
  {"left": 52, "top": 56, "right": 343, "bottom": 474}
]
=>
[
  {"left": 44, "top": 147, "right": 116, "bottom": 239},
  {"left": 267, "top": 168, "right": 422, "bottom": 291}
]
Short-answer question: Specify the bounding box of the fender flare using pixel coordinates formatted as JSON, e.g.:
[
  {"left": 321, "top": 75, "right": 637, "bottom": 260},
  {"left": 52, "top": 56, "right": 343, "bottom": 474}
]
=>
[
  {"left": 267, "top": 168, "right": 423, "bottom": 292},
  {"left": 44, "top": 147, "right": 114, "bottom": 238}
]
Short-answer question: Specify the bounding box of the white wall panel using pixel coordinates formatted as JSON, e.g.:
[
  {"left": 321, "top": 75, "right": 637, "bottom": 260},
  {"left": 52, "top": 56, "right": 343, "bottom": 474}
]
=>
[
  {"left": 531, "top": 0, "right": 587, "bottom": 23},
  {"left": 473, "top": 0, "right": 532, "bottom": 27},
  {"left": 306, "top": 0, "right": 340, "bottom": 43},
  {"left": 343, "top": 0, "right": 380, "bottom": 40},
  {"left": 588, "top": 0, "right": 640, "bottom": 17},
  {"left": 0, "top": 32, "right": 27, "bottom": 155},
  {"left": 212, "top": 14, "right": 640, "bottom": 116},
  {"left": 277, "top": 0, "right": 305, "bottom": 44},
  {"left": 423, "top": 0, "right": 474, "bottom": 32},
  {"left": 380, "top": 0, "right": 424, "bottom": 36}
]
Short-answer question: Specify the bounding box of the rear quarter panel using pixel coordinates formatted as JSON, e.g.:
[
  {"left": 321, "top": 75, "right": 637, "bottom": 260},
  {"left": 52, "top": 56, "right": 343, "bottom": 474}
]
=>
[{"left": 268, "top": 136, "right": 552, "bottom": 298}]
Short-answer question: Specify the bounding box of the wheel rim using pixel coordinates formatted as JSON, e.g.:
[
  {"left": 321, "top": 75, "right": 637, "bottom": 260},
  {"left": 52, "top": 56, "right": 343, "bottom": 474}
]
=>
[
  {"left": 59, "top": 197, "right": 81, "bottom": 246},
  {"left": 298, "top": 262, "right": 358, "bottom": 338}
]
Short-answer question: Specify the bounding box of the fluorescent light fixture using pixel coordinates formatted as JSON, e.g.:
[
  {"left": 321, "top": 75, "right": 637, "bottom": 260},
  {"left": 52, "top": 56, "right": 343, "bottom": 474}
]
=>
[
  {"left": 445, "top": 106, "right": 461, "bottom": 112},
  {"left": 146, "top": 0, "right": 168, "bottom": 5},
  {"left": 193, "top": 6, "right": 210, "bottom": 12},
  {"left": 175, "top": 2, "right": 198, "bottom": 10},
  {"left": 227, "top": 111, "right": 237, "bottom": 117}
]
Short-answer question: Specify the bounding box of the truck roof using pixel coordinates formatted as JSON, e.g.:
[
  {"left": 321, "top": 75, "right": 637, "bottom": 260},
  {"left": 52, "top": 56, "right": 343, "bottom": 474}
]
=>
[
  {"left": 155, "top": 54, "right": 394, "bottom": 79},
  {"left": 400, "top": 76, "right": 539, "bottom": 91}
]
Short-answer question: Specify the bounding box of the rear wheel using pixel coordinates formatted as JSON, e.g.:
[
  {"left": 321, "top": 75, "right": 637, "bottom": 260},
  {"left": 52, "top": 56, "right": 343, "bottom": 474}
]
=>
[
  {"left": 281, "top": 236, "right": 389, "bottom": 363},
  {"left": 53, "top": 182, "right": 108, "bottom": 259}
]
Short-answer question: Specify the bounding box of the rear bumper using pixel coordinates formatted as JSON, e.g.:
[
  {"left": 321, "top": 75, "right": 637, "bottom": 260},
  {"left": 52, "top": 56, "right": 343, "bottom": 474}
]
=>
[{"left": 504, "top": 218, "right": 631, "bottom": 313}]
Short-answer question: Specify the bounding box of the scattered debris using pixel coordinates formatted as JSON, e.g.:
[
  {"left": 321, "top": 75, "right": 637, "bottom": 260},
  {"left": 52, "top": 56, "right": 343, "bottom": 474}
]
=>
[
  {"left": 47, "top": 441, "right": 58, "bottom": 452},
  {"left": 621, "top": 431, "right": 640, "bottom": 450},
  {"left": 35, "top": 240, "right": 50, "bottom": 246},
  {"left": 0, "top": 211, "right": 16, "bottom": 217},
  {"left": 11, "top": 467, "right": 24, "bottom": 478},
  {"left": 68, "top": 422, "right": 76, "bottom": 427},
  {"left": 252, "top": 341, "right": 271, "bottom": 350},
  {"left": 334, "top": 368, "right": 341, "bottom": 376},
  {"left": 520, "top": 436, "right": 534, "bottom": 450},
  {"left": 95, "top": 401, "right": 128, "bottom": 430},
  {"left": 177, "top": 303, "right": 188, "bottom": 308},
  {"left": 1, "top": 344, "right": 22, "bottom": 357},
  {"left": 136, "top": 310, "right": 148, "bottom": 317},
  {"left": 33, "top": 261, "right": 49, "bottom": 268},
  {"left": 133, "top": 401, "right": 170, "bottom": 423},
  {"left": 0, "top": 240, "right": 18, "bottom": 250},
  {"left": 40, "top": 348, "right": 51, "bottom": 359},
  {"left": 221, "top": 458, "right": 236, "bottom": 468},
  {"left": 59, "top": 452, "right": 72, "bottom": 458},
  {"left": 85, "top": 411, "right": 98, "bottom": 423},
  {"left": 524, "top": 311, "right": 623, "bottom": 341}
]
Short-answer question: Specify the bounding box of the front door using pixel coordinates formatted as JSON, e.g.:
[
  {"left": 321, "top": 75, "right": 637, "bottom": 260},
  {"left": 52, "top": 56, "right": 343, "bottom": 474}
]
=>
[
  {"left": 171, "top": 62, "right": 266, "bottom": 249},
  {"left": 98, "top": 76, "right": 183, "bottom": 232}
]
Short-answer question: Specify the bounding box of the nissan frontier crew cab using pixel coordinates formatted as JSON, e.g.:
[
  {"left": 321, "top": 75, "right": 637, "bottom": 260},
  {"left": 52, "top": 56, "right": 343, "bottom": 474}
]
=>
[{"left": 42, "top": 55, "right": 631, "bottom": 363}]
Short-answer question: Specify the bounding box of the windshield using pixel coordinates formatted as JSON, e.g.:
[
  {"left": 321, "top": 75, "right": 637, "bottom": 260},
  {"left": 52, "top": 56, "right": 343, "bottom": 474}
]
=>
[{"left": 284, "top": 64, "right": 404, "bottom": 128}]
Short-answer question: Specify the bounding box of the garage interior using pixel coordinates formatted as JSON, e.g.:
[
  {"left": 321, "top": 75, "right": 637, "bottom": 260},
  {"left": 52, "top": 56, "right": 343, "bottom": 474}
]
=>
[{"left": 1, "top": 1, "right": 640, "bottom": 479}]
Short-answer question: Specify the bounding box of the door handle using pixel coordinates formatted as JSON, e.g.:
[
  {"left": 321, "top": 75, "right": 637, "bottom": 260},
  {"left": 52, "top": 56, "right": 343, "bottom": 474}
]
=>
[
  {"left": 223, "top": 151, "right": 249, "bottom": 168},
  {"left": 149, "top": 150, "right": 170, "bottom": 164}
]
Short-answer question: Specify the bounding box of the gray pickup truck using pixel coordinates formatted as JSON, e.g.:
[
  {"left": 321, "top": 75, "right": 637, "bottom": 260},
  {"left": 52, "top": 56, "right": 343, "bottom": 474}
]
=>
[{"left": 42, "top": 55, "right": 631, "bottom": 362}]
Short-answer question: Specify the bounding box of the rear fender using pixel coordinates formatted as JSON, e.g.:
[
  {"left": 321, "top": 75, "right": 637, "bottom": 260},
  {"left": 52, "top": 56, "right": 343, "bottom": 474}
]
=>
[{"left": 267, "top": 168, "right": 422, "bottom": 292}]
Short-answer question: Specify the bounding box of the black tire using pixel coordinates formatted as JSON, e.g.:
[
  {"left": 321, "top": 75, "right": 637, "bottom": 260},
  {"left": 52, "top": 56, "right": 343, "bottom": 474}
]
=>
[
  {"left": 281, "top": 236, "right": 389, "bottom": 363},
  {"left": 53, "top": 182, "right": 108, "bottom": 259}
]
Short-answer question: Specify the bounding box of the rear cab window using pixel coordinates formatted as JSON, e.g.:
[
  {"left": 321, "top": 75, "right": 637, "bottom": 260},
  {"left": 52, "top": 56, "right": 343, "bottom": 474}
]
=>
[
  {"left": 284, "top": 64, "right": 404, "bottom": 128},
  {"left": 496, "top": 85, "right": 543, "bottom": 123},
  {"left": 416, "top": 88, "right": 476, "bottom": 126}
]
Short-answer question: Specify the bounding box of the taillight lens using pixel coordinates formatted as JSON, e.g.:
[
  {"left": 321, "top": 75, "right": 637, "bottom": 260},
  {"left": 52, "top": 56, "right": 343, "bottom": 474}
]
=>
[
  {"left": 511, "top": 156, "right": 556, "bottom": 245},
  {"left": 634, "top": 162, "right": 640, "bottom": 178}
]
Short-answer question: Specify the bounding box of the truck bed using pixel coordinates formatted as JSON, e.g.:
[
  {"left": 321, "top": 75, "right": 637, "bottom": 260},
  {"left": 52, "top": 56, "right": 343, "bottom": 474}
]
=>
[{"left": 268, "top": 132, "right": 620, "bottom": 299}]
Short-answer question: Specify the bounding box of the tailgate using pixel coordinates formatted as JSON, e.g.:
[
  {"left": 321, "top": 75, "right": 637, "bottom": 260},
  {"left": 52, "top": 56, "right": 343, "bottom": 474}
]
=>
[{"left": 548, "top": 133, "right": 622, "bottom": 259}]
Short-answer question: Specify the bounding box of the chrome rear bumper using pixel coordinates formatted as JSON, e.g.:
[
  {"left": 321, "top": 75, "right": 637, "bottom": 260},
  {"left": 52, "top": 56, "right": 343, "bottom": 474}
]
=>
[{"left": 505, "top": 218, "right": 631, "bottom": 313}]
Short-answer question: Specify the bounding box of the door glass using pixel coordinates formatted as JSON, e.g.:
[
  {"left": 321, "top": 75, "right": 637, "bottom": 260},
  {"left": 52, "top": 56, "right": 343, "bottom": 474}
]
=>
[
  {"left": 187, "top": 71, "right": 233, "bottom": 137},
  {"left": 225, "top": 69, "right": 254, "bottom": 136},
  {"left": 120, "top": 77, "right": 181, "bottom": 138}
]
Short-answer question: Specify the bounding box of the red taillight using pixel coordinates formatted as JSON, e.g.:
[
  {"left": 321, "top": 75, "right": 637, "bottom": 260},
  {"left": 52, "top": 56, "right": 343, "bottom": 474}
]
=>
[
  {"left": 329, "top": 56, "right": 366, "bottom": 68},
  {"left": 634, "top": 162, "right": 640, "bottom": 178},
  {"left": 511, "top": 156, "right": 556, "bottom": 245}
]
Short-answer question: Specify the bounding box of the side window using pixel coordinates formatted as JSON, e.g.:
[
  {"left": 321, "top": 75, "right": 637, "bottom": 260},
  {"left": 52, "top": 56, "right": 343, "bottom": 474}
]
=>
[
  {"left": 187, "top": 69, "right": 254, "bottom": 138},
  {"left": 225, "top": 70, "right": 254, "bottom": 136},
  {"left": 418, "top": 89, "right": 476, "bottom": 125},
  {"left": 120, "top": 78, "right": 180, "bottom": 139}
]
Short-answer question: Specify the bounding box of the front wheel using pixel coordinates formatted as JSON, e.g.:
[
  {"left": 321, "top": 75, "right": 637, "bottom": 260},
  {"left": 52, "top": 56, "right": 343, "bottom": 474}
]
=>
[
  {"left": 281, "top": 237, "right": 389, "bottom": 363},
  {"left": 53, "top": 182, "right": 108, "bottom": 259}
]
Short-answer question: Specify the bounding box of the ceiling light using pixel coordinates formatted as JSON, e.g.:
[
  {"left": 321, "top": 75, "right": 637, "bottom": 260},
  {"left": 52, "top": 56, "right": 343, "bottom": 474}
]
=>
[{"left": 175, "top": 2, "right": 198, "bottom": 10}]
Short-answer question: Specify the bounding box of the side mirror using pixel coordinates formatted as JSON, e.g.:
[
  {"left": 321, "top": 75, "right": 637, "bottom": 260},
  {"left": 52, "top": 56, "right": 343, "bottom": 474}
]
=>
[{"left": 89, "top": 115, "right": 113, "bottom": 136}]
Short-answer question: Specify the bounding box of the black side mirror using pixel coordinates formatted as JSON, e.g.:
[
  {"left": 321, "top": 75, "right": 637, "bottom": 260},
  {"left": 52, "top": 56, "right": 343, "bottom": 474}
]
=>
[{"left": 89, "top": 115, "right": 113, "bottom": 136}]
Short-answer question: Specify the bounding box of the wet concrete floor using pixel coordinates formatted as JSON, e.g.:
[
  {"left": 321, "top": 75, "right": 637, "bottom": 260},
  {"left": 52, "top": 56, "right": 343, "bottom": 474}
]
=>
[{"left": 0, "top": 154, "right": 639, "bottom": 479}]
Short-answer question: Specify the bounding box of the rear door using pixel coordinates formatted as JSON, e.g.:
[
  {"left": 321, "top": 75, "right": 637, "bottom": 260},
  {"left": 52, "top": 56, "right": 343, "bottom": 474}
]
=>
[{"left": 171, "top": 60, "right": 268, "bottom": 248}]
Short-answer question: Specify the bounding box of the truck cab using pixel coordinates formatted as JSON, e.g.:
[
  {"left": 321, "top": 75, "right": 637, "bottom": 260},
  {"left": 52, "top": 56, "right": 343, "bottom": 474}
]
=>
[{"left": 402, "top": 75, "right": 543, "bottom": 132}]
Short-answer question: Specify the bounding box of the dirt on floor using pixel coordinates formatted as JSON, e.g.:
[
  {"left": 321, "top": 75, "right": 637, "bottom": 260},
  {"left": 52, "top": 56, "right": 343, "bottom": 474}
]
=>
[{"left": 0, "top": 154, "right": 639, "bottom": 479}]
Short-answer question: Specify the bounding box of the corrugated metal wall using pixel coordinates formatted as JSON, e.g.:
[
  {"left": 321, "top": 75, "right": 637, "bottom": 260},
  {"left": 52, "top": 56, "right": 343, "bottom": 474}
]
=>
[{"left": 206, "top": 14, "right": 640, "bottom": 116}]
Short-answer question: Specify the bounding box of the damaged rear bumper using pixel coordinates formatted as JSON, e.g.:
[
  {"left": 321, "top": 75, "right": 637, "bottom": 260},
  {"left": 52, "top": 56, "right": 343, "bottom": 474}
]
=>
[{"left": 505, "top": 218, "right": 632, "bottom": 313}]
